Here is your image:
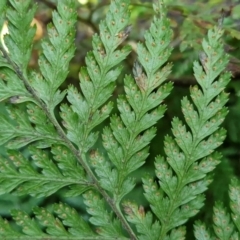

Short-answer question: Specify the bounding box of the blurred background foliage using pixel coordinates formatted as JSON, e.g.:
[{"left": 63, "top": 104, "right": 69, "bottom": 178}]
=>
[{"left": 1, "top": 0, "right": 240, "bottom": 237}]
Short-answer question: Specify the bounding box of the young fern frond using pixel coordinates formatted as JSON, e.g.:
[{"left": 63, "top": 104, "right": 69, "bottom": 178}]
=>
[{"left": 123, "top": 21, "right": 231, "bottom": 240}]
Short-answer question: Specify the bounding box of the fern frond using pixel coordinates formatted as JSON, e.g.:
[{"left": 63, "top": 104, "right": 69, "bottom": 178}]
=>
[
  {"left": 29, "top": 0, "right": 77, "bottom": 112},
  {"left": 91, "top": 0, "right": 173, "bottom": 204},
  {"left": 194, "top": 179, "right": 240, "bottom": 240},
  {"left": 194, "top": 202, "right": 239, "bottom": 240},
  {"left": 0, "top": 0, "right": 78, "bottom": 146},
  {"left": 58, "top": 0, "right": 136, "bottom": 237},
  {"left": 0, "top": 0, "right": 136, "bottom": 238},
  {"left": 61, "top": 0, "right": 131, "bottom": 153},
  {"left": 0, "top": 103, "right": 63, "bottom": 149},
  {"left": 0, "top": 0, "right": 35, "bottom": 103},
  {"left": 229, "top": 178, "right": 240, "bottom": 233},
  {"left": 0, "top": 0, "right": 237, "bottom": 239},
  {"left": 3, "top": 0, "right": 36, "bottom": 69},
  {"left": 212, "top": 202, "right": 236, "bottom": 240},
  {"left": 194, "top": 221, "right": 213, "bottom": 240},
  {"left": 0, "top": 202, "right": 103, "bottom": 239},
  {"left": 124, "top": 20, "right": 231, "bottom": 240},
  {"left": 0, "top": 144, "right": 90, "bottom": 197},
  {"left": 83, "top": 191, "right": 128, "bottom": 239},
  {"left": 86, "top": 1, "right": 173, "bottom": 238}
]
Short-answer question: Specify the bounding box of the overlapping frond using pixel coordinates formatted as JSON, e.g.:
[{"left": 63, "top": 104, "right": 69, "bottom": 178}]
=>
[
  {"left": 61, "top": 0, "right": 132, "bottom": 153},
  {"left": 124, "top": 20, "right": 231, "bottom": 240},
  {"left": 90, "top": 0, "right": 173, "bottom": 205}
]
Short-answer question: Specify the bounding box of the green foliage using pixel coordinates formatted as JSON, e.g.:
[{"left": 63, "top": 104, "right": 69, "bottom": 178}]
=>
[
  {"left": 122, "top": 22, "right": 231, "bottom": 240},
  {"left": 30, "top": 0, "right": 77, "bottom": 112},
  {"left": 0, "top": 144, "right": 89, "bottom": 197},
  {"left": 0, "top": 104, "right": 63, "bottom": 148},
  {"left": 61, "top": 0, "right": 131, "bottom": 153},
  {"left": 194, "top": 179, "right": 240, "bottom": 240},
  {"left": 91, "top": 0, "right": 173, "bottom": 206},
  {"left": 0, "top": 0, "right": 238, "bottom": 239},
  {"left": 0, "top": 203, "right": 96, "bottom": 239}
]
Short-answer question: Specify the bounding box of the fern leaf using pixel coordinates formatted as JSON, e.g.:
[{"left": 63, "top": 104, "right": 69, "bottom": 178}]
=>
[
  {"left": 87, "top": 1, "right": 173, "bottom": 238},
  {"left": 0, "top": 0, "right": 236, "bottom": 239},
  {"left": 0, "top": 0, "right": 35, "bottom": 103},
  {"left": 91, "top": 0, "right": 173, "bottom": 206},
  {"left": 84, "top": 191, "right": 128, "bottom": 239},
  {"left": 0, "top": 0, "right": 135, "bottom": 238},
  {"left": 3, "top": 0, "right": 36, "bottom": 69},
  {"left": 0, "top": 144, "right": 90, "bottom": 197},
  {"left": 194, "top": 180, "right": 240, "bottom": 240},
  {"left": 0, "top": 0, "right": 78, "bottom": 147},
  {"left": 212, "top": 202, "right": 236, "bottom": 240},
  {"left": 0, "top": 103, "right": 63, "bottom": 148},
  {"left": 194, "top": 221, "right": 213, "bottom": 240},
  {"left": 194, "top": 202, "right": 239, "bottom": 240},
  {"left": 137, "top": 20, "right": 231, "bottom": 240},
  {"left": 229, "top": 178, "right": 240, "bottom": 233},
  {"left": 28, "top": 0, "right": 76, "bottom": 112},
  {"left": 123, "top": 201, "right": 161, "bottom": 240},
  {"left": 61, "top": 0, "right": 131, "bottom": 152},
  {"left": 0, "top": 203, "right": 100, "bottom": 239}
]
